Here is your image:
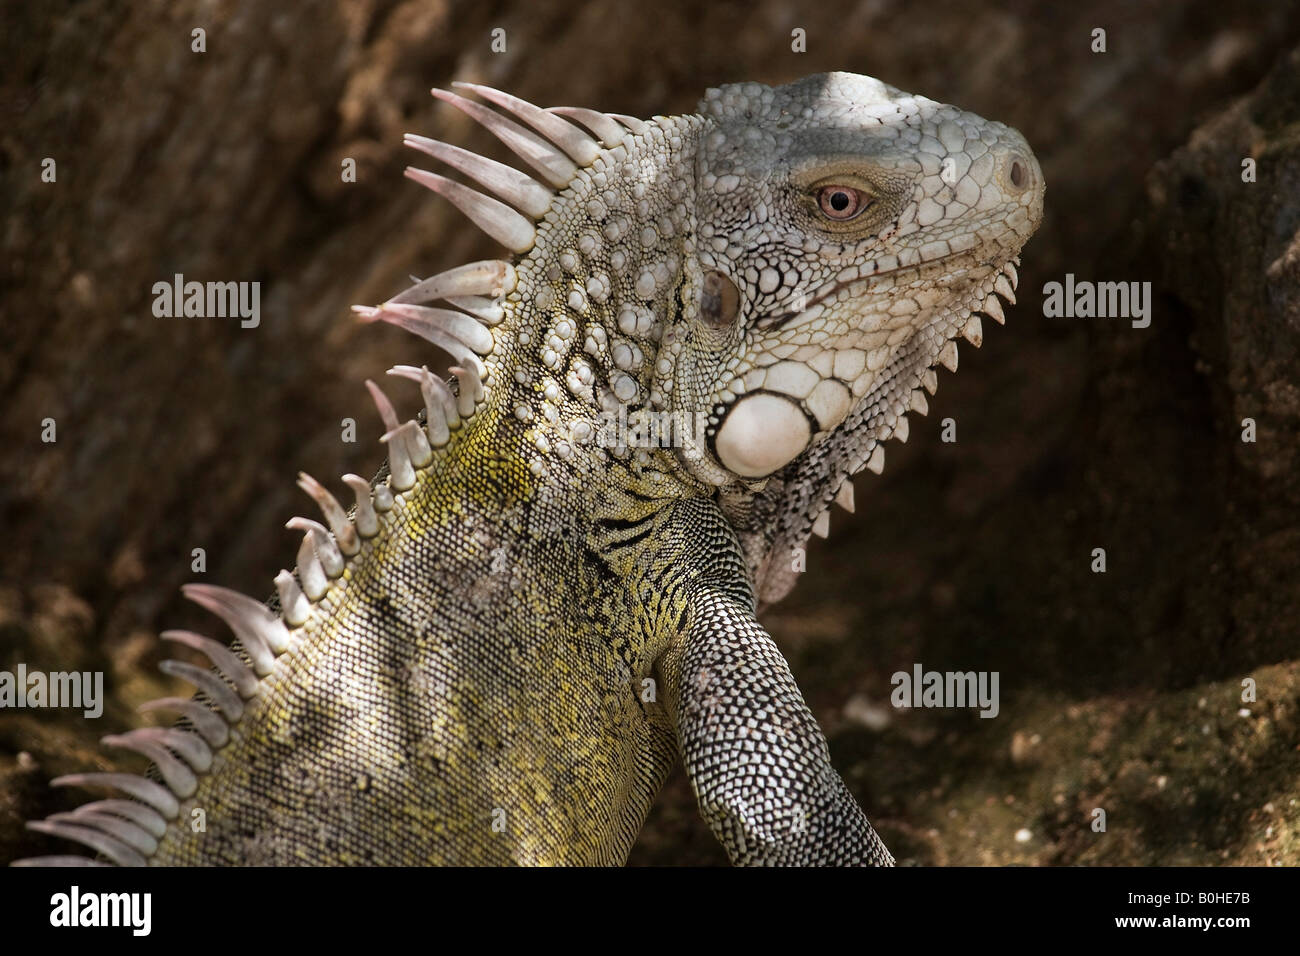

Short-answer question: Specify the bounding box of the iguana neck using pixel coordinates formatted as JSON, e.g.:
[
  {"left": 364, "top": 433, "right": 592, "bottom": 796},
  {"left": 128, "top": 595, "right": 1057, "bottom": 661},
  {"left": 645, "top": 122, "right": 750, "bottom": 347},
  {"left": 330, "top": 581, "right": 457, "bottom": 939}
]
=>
[{"left": 479, "top": 114, "right": 712, "bottom": 503}]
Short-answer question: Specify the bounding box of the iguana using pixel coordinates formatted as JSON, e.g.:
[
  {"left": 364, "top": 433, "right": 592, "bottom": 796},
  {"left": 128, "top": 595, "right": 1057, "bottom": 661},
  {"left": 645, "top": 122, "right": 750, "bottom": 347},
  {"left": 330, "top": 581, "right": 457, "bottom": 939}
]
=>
[{"left": 15, "top": 72, "right": 1043, "bottom": 866}]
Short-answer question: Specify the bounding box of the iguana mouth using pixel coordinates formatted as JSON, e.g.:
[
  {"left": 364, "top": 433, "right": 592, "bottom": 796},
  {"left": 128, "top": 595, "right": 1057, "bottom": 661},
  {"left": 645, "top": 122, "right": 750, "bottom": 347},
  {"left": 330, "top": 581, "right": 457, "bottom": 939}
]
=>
[{"left": 761, "top": 246, "right": 1024, "bottom": 331}]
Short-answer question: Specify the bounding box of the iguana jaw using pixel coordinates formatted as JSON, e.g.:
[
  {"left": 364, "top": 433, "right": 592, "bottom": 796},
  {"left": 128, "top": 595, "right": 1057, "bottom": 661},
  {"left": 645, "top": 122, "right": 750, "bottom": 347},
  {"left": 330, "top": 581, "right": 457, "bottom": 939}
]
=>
[{"left": 741, "top": 254, "right": 1027, "bottom": 606}]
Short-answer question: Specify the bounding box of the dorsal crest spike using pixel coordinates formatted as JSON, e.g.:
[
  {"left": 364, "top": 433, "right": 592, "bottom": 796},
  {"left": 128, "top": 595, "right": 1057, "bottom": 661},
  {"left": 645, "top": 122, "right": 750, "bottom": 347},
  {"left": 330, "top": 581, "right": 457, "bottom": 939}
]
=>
[
  {"left": 364, "top": 302, "right": 495, "bottom": 358},
  {"left": 181, "top": 583, "right": 291, "bottom": 662},
  {"left": 994, "top": 272, "right": 1016, "bottom": 303},
  {"left": 364, "top": 379, "right": 402, "bottom": 433},
  {"left": 286, "top": 516, "right": 345, "bottom": 578},
  {"left": 382, "top": 418, "right": 433, "bottom": 469},
  {"left": 158, "top": 660, "right": 245, "bottom": 721},
  {"left": 64, "top": 799, "right": 168, "bottom": 840},
  {"left": 451, "top": 82, "right": 601, "bottom": 165},
  {"left": 378, "top": 425, "right": 417, "bottom": 492},
  {"left": 294, "top": 530, "right": 330, "bottom": 601},
  {"left": 25, "top": 819, "right": 146, "bottom": 867},
  {"left": 296, "top": 472, "right": 359, "bottom": 556},
  {"left": 431, "top": 87, "right": 579, "bottom": 187},
  {"left": 388, "top": 365, "right": 452, "bottom": 447},
  {"left": 937, "top": 340, "right": 959, "bottom": 373},
  {"left": 274, "top": 568, "right": 311, "bottom": 627},
  {"left": 99, "top": 733, "right": 197, "bottom": 798},
  {"left": 50, "top": 773, "right": 180, "bottom": 820},
  {"left": 10, "top": 856, "right": 114, "bottom": 868},
  {"left": 865, "top": 444, "right": 886, "bottom": 475},
  {"left": 138, "top": 697, "right": 230, "bottom": 749},
  {"left": 834, "top": 480, "right": 856, "bottom": 513},
  {"left": 113, "top": 727, "right": 212, "bottom": 773},
  {"left": 444, "top": 295, "right": 503, "bottom": 326},
  {"left": 160, "top": 628, "right": 258, "bottom": 698},
  {"left": 402, "top": 166, "right": 537, "bottom": 254},
  {"left": 404, "top": 134, "right": 554, "bottom": 219},
  {"left": 609, "top": 112, "right": 648, "bottom": 134},
  {"left": 390, "top": 259, "right": 516, "bottom": 306},
  {"left": 982, "top": 294, "right": 1006, "bottom": 325},
  {"left": 50, "top": 810, "right": 156, "bottom": 857},
  {"left": 449, "top": 364, "right": 484, "bottom": 419},
  {"left": 547, "top": 106, "right": 630, "bottom": 147},
  {"left": 341, "top": 474, "right": 380, "bottom": 538}
]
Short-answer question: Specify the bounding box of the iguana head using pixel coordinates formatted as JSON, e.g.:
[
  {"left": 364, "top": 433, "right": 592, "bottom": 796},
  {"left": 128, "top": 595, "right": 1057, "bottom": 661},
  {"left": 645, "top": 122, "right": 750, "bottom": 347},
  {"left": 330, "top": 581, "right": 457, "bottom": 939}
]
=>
[
  {"left": 362, "top": 72, "right": 1042, "bottom": 602},
  {"left": 667, "top": 72, "right": 1044, "bottom": 601}
]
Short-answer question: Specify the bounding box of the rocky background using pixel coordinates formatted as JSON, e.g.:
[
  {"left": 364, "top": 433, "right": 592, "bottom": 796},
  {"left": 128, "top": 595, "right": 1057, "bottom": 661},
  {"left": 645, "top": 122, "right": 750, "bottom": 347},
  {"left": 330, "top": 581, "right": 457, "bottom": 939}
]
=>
[{"left": 3, "top": 0, "right": 1299, "bottom": 865}]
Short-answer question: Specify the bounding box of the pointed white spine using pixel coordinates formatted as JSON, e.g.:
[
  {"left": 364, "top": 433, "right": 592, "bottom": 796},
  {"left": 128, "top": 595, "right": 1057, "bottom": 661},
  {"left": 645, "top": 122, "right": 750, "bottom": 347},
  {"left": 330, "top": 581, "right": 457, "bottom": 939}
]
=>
[
  {"left": 115, "top": 727, "right": 212, "bottom": 773},
  {"left": 297, "top": 473, "right": 359, "bottom": 556},
  {"left": 937, "top": 340, "right": 959, "bottom": 372},
  {"left": 388, "top": 365, "right": 452, "bottom": 447},
  {"left": 366, "top": 379, "right": 402, "bottom": 433},
  {"left": 403, "top": 167, "right": 537, "bottom": 254},
  {"left": 834, "top": 481, "right": 856, "bottom": 513},
  {"left": 451, "top": 364, "right": 483, "bottom": 418},
  {"left": 361, "top": 302, "right": 495, "bottom": 357},
  {"left": 158, "top": 660, "right": 245, "bottom": 721},
  {"left": 994, "top": 273, "right": 1016, "bottom": 304},
  {"left": 274, "top": 569, "right": 311, "bottom": 626},
  {"left": 52, "top": 810, "right": 157, "bottom": 856},
  {"left": 451, "top": 82, "right": 601, "bottom": 165},
  {"left": 385, "top": 418, "right": 433, "bottom": 469},
  {"left": 160, "top": 629, "right": 258, "bottom": 698},
  {"left": 69, "top": 799, "right": 168, "bottom": 840},
  {"left": 100, "top": 733, "right": 197, "bottom": 798},
  {"left": 51, "top": 773, "right": 179, "bottom": 820},
  {"left": 390, "top": 259, "right": 516, "bottom": 306},
  {"left": 444, "top": 295, "right": 504, "bottom": 325},
  {"left": 404, "top": 134, "right": 554, "bottom": 218},
  {"left": 182, "top": 583, "right": 292, "bottom": 659},
  {"left": 610, "top": 113, "right": 648, "bottom": 134},
  {"left": 866, "top": 444, "right": 886, "bottom": 475},
  {"left": 138, "top": 698, "right": 230, "bottom": 748},
  {"left": 431, "top": 87, "right": 579, "bottom": 187},
  {"left": 379, "top": 426, "right": 417, "bottom": 492},
  {"left": 287, "top": 516, "right": 344, "bottom": 579},
  {"left": 547, "top": 106, "right": 629, "bottom": 147},
  {"left": 24, "top": 820, "right": 146, "bottom": 867},
  {"left": 983, "top": 295, "right": 1006, "bottom": 324},
  {"left": 342, "top": 474, "right": 380, "bottom": 537},
  {"left": 295, "top": 534, "right": 329, "bottom": 599},
  {"left": 431, "top": 372, "right": 461, "bottom": 429}
]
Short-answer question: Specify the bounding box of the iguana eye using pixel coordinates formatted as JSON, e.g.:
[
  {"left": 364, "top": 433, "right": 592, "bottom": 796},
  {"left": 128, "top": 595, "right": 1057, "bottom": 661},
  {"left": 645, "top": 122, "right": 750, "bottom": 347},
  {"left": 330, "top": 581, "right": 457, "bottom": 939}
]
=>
[{"left": 816, "top": 185, "right": 867, "bottom": 220}]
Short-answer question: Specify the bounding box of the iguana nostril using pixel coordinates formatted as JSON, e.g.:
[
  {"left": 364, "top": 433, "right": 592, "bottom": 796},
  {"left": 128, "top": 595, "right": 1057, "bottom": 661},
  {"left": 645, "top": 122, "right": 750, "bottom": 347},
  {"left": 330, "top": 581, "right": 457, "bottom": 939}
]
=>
[{"left": 1010, "top": 158, "right": 1027, "bottom": 189}]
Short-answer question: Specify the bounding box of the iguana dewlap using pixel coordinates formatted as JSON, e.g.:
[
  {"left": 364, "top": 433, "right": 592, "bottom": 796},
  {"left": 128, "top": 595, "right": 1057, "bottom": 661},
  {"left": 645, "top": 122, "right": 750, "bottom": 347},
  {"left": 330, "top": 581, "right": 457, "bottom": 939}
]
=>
[{"left": 16, "top": 73, "right": 1043, "bottom": 866}]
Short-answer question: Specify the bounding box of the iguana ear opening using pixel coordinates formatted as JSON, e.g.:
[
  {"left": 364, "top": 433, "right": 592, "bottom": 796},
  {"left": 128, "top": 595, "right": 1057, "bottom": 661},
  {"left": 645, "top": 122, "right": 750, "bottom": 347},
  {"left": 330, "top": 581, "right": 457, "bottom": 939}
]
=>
[{"left": 699, "top": 271, "right": 740, "bottom": 329}]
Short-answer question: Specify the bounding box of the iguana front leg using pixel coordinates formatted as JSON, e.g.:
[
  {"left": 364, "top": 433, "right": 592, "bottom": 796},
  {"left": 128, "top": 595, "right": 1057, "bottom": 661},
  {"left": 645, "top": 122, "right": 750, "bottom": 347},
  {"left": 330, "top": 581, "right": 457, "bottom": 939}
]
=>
[{"left": 663, "top": 586, "right": 894, "bottom": 866}]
